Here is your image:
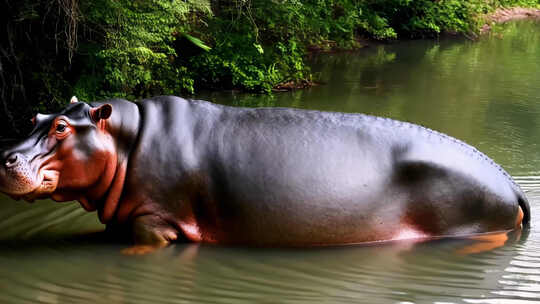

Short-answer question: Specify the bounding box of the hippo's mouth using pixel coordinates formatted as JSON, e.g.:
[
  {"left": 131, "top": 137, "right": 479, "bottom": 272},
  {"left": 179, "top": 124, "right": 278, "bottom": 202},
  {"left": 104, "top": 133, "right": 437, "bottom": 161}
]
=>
[
  {"left": 6, "top": 166, "right": 60, "bottom": 202},
  {"left": 21, "top": 169, "right": 60, "bottom": 202}
]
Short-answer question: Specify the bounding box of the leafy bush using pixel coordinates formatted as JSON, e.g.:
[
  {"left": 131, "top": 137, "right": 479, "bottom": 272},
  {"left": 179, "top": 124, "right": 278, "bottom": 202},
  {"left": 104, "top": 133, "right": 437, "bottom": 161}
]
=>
[{"left": 74, "top": 0, "right": 210, "bottom": 100}]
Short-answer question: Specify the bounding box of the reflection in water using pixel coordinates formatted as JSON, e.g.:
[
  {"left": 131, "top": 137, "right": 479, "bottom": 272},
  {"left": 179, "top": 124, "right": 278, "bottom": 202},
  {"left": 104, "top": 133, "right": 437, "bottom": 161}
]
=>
[{"left": 1, "top": 20, "right": 540, "bottom": 303}]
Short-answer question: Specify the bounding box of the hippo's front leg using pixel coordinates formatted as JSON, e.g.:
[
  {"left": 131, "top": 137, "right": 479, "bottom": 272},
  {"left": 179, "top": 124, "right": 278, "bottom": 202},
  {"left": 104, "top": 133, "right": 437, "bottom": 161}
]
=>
[{"left": 122, "top": 214, "right": 180, "bottom": 255}]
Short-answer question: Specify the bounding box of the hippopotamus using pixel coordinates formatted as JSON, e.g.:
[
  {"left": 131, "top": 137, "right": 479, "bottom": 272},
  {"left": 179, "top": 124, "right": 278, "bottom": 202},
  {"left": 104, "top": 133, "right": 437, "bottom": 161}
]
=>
[{"left": 0, "top": 96, "right": 530, "bottom": 247}]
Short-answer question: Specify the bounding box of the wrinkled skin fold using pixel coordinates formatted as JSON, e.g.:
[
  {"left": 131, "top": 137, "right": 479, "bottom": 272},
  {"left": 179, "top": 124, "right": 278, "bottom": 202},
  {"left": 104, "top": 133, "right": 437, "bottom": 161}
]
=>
[{"left": 0, "top": 96, "right": 531, "bottom": 248}]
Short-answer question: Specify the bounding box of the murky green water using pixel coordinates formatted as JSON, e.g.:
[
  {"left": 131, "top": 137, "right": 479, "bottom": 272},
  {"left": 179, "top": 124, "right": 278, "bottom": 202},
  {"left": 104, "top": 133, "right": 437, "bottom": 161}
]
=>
[{"left": 2, "top": 20, "right": 540, "bottom": 303}]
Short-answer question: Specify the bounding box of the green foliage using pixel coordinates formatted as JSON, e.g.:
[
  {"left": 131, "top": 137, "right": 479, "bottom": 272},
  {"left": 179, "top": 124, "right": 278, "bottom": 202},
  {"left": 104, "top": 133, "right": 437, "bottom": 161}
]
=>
[
  {"left": 75, "top": 0, "right": 210, "bottom": 99},
  {"left": 496, "top": 0, "right": 540, "bottom": 7},
  {"left": 187, "top": 28, "right": 282, "bottom": 92},
  {"left": 357, "top": 0, "right": 486, "bottom": 38},
  {"left": 187, "top": 2, "right": 309, "bottom": 93}
]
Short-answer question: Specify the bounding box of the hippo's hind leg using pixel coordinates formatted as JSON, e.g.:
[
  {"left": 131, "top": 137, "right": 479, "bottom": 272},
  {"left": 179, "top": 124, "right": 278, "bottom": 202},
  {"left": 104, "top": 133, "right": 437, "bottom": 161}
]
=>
[{"left": 393, "top": 161, "right": 520, "bottom": 237}]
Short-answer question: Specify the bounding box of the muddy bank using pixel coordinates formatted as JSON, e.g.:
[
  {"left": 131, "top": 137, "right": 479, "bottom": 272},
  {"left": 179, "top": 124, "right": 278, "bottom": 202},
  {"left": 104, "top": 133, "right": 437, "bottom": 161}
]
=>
[{"left": 482, "top": 7, "right": 540, "bottom": 33}]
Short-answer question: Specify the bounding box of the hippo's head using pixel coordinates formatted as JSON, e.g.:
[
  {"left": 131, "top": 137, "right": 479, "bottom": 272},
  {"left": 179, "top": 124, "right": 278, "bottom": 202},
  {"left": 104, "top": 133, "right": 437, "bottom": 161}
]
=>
[{"left": 0, "top": 97, "right": 121, "bottom": 214}]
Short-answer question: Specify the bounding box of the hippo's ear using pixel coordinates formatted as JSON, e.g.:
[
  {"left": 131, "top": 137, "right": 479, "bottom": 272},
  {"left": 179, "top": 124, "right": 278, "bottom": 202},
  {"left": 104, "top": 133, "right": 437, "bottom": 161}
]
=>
[{"left": 90, "top": 104, "right": 113, "bottom": 122}]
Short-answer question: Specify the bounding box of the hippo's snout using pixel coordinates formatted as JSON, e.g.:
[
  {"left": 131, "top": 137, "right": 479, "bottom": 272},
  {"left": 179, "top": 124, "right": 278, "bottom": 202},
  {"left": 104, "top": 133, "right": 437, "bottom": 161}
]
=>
[
  {"left": 0, "top": 152, "right": 38, "bottom": 196},
  {"left": 0, "top": 148, "right": 61, "bottom": 201}
]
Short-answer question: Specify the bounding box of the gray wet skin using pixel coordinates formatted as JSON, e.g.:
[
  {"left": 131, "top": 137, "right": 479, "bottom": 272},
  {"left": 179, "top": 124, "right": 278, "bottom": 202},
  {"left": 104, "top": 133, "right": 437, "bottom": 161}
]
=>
[{"left": 0, "top": 96, "right": 530, "bottom": 246}]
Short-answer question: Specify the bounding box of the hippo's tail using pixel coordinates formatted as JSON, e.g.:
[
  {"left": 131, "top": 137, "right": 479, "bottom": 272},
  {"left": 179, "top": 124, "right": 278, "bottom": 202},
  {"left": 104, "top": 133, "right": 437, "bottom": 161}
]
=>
[{"left": 518, "top": 193, "right": 531, "bottom": 226}]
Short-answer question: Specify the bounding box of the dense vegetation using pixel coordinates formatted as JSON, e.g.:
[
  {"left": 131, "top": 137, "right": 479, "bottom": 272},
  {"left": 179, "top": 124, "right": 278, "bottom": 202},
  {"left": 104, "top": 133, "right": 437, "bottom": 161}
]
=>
[{"left": 1, "top": 0, "right": 539, "bottom": 137}]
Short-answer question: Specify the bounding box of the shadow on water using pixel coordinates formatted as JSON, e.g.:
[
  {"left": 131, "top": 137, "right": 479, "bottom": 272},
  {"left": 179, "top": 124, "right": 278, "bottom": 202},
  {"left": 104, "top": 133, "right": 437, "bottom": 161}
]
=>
[{"left": 1, "top": 20, "right": 540, "bottom": 303}]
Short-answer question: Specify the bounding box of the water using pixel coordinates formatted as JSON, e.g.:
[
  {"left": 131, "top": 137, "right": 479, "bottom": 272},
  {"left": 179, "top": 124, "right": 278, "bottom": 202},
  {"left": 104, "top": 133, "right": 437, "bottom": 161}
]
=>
[{"left": 1, "top": 20, "right": 540, "bottom": 303}]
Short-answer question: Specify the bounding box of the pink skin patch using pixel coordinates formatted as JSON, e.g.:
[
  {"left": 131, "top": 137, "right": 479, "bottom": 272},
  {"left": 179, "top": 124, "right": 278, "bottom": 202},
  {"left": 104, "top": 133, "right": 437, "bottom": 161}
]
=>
[
  {"left": 179, "top": 220, "right": 202, "bottom": 242},
  {"left": 392, "top": 226, "right": 429, "bottom": 241}
]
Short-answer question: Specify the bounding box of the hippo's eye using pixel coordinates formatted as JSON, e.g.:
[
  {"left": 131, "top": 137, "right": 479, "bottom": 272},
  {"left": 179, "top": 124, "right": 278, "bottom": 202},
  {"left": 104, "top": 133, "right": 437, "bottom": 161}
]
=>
[
  {"left": 55, "top": 123, "right": 67, "bottom": 133},
  {"left": 52, "top": 119, "right": 71, "bottom": 139}
]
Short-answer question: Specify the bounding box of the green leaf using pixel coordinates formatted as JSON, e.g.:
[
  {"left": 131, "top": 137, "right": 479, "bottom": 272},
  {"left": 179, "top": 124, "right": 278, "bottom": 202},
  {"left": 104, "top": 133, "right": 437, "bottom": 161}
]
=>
[
  {"left": 183, "top": 34, "right": 212, "bottom": 51},
  {"left": 253, "top": 43, "right": 264, "bottom": 54}
]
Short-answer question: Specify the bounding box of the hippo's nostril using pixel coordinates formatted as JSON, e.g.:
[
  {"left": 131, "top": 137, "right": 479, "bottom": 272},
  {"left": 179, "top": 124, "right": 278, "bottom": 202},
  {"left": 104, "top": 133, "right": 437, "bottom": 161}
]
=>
[{"left": 5, "top": 153, "right": 19, "bottom": 167}]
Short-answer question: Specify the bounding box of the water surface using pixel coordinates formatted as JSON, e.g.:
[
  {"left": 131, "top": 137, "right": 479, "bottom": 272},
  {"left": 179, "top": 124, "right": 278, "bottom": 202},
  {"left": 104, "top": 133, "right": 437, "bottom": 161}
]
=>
[{"left": 1, "top": 20, "right": 540, "bottom": 303}]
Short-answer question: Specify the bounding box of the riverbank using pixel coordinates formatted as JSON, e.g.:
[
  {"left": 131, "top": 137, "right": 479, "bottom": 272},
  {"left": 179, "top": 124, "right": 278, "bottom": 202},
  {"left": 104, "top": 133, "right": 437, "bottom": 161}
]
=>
[
  {"left": 481, "top": 7, "right": 540, "bottom": 33},
  {"left": 288, "top": 6, "right": 540, "bottom": 89}
]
